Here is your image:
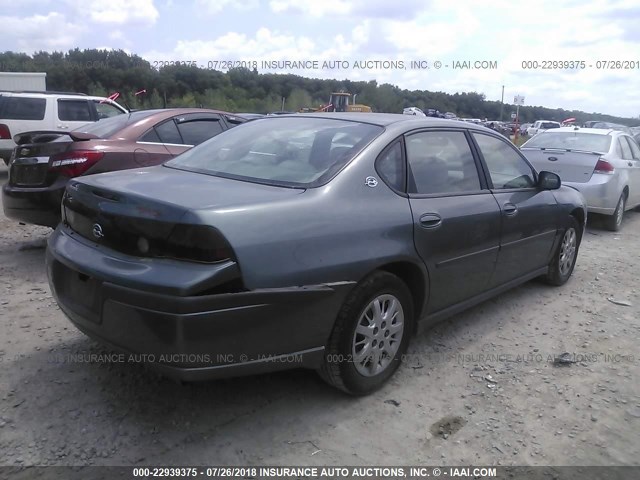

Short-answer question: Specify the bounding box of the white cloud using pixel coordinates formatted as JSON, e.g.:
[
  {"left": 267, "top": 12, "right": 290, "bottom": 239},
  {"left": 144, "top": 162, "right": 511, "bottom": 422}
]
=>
[
  {"left": 0, "top": 12, "right": 85, "bottom": 51},
  {"left": 268, "top": 0, "right": 426, "bottom": 19},
  {"left": 66, "top": 0, "right": 159, "bottom": 25},
  {"left": 196, "top": 0, "right": 259, "bottom": 15},
  {"left": 269, "top": 0, "right": 351, "bottom": 17},
  {"left": 145, "top": 27, "right": 318, "bottom": 64}
]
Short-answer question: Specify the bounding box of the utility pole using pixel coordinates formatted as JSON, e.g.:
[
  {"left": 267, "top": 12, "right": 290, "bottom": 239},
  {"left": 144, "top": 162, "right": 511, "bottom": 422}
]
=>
[{"left": 499, "top": 85, "right": 504, "bottom": 121}]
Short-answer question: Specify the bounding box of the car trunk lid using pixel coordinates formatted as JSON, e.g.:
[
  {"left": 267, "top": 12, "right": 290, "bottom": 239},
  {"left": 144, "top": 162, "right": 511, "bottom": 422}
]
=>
[
  {"left": 521, "top": 148, "right": 602, "bottom": 183},
  {"left": 9, "top": 131, "right": 100, "bottom": 187},
  {"left": 63, "top": 166, "right": 304, "bottom": 260},
  {"left": 74, "top": 165, "right": 305, "bottom": 210}
]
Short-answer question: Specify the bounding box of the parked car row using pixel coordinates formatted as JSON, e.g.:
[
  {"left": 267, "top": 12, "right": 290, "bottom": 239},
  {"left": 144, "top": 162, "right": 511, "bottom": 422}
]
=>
[
  {"left": 0, "top": 91, "right": 128, "bottom": 166},
  {"left": 402, "top": 107, "right": 457, "bottom": 119}
]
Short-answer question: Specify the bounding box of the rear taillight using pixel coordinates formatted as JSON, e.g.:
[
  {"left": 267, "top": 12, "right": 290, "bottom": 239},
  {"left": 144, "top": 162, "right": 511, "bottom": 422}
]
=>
[
  {"left": 164, "top": 225, "right": 234, "bottom": 263},
  {"left": 49, "top": 150, "right": 104, "bottom": 177},
  {"left": 594, "top": 159, "right": 614, "bottom": 175},
  {"left": 0, "top": 124, "right": 11, "bottom": 139}
]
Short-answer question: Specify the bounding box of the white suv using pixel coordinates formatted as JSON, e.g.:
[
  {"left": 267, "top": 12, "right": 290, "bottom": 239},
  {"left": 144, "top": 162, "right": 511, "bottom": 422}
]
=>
[{"left": 0, "top": 91, "right": 127, "bottom": 165}]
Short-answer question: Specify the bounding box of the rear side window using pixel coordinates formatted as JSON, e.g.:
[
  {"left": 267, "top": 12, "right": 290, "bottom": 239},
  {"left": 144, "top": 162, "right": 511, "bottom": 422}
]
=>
[
  {"left": 139, "top": 129, "right": 162, "bottom": 143},
  {"left": 474, "top": 133, "right": 536, "bottom": 189},
  {"left": 618, "top": 138, "right": 633, "bottom": 160},
  {"left": 376, "top": 141, "right": 405, "bottom": 192},
  {"left": 58, "top": 100, "right": 92, "bottom": 122},
  {"left": 177, "top": 119, "right": 224, "bottom": 146},
  {"left": 625, "top": 137, "right": 640, "bottom": 160},
  {"left": 406, "top": 131, "right": 481, "bottom": 194},
  {"left": 155, "top": 120, "right": 183, "bottom": 144},
  {"left": 0, "top": 97, "right": 46, "bottom": 120}
]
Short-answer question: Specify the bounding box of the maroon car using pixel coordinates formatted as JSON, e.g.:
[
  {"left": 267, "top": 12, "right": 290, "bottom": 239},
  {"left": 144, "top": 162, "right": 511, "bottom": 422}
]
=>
[{"left": 2, "top": 108, "right": 245, "bottom": 227}]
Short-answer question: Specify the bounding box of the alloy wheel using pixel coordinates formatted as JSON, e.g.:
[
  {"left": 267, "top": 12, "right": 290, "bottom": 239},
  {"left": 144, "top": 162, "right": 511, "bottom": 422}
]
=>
[
  {"left": 559, "top": 227, "right": 577, "bottom": 276},
  {"left": 615, "top": 196, "right": 625, "bottom": 227},
  {"left": 352, "top": 294, "right": 405, "bottom": 377}
]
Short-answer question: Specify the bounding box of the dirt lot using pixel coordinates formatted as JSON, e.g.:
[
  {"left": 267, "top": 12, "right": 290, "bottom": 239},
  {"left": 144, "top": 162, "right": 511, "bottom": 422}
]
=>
[{"left": 0, "top": 162, "right": 639, "bottom": 468}]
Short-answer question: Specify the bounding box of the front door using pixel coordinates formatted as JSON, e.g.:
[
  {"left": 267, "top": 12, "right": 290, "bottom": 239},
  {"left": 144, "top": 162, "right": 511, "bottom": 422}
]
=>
[{"left": 471, "top": 132, "right": 559, "bottom": 286}]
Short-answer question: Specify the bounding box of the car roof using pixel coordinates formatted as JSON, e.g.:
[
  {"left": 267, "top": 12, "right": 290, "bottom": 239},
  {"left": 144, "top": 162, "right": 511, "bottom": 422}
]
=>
[
  {"left": 0, "top": 91, "right": 112, "bottom": 101},
  {"left": 287, "top": 112, "right": 490, "bottom": 129},
  {"left": 78, "top": 108, "right": 230, "bottom": 139}
]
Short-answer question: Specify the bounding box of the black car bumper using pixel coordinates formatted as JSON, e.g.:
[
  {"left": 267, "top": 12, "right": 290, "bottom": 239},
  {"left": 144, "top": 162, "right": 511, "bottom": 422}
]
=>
[
  {"left": 2, "top": 182, "right": 64, "bottom": 227},
  {"left": 46, "top": 226, "right": 353, "bottom": 381}
]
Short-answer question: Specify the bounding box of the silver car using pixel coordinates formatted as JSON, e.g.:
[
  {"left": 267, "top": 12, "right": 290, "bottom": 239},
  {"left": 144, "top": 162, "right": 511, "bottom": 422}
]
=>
[{"left": 522, "top": 127, "right": 640, "bottom": 230}]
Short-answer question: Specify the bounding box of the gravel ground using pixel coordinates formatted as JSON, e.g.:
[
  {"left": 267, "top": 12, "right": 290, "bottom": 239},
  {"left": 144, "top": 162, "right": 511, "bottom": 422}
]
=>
[{"left": 1, "top": 162, "right": 639, "bottom": 468}]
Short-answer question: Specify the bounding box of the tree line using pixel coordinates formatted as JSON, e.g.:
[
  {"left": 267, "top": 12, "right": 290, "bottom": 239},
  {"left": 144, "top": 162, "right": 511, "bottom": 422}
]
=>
[{"left": 0, "top": 48, "right": 637, "bottom": 125}]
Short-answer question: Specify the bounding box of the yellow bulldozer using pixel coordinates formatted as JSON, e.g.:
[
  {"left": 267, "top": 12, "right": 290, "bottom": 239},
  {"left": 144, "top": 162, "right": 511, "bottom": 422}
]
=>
[{"left": 300, "top": 92, "right": 372, "bottom": 113}]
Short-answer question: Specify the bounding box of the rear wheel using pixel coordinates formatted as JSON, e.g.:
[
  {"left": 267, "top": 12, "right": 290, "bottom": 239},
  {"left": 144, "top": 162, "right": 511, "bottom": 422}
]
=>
[
  {"left": 604, "top": 193, "right": 625, "bottom": 231},
  {"left": 319, "top": 271, "right": 413, "bottom": 395},
  {"left": 545, "top": 216, "right": 580, "bottom": 286}
]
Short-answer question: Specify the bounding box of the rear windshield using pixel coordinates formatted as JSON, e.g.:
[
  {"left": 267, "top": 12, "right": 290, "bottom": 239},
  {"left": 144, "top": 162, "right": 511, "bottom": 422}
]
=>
[
  {"left": 72, "top": 110, "right": 158, "bottom": 138},
  {"left": 165, "top": 117, "right": 384, "bottom": 187},
  {"left": 523, "top": 132, "right": 612, "bottom": 153},
  {"left": 0, "top": 96, "right": 46, "bottom": 120}
]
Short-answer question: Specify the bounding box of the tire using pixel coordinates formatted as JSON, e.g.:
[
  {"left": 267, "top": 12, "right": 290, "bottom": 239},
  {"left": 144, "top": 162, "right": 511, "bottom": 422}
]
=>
[
  {"left": 604, "top": 193, "right": 626, "bottom": 231},
  {"left": 319, "top": 271, "right": 414, "bottom": 395},
  {"left": 544, "top": 216, "right": 581, "bottom": 286}
]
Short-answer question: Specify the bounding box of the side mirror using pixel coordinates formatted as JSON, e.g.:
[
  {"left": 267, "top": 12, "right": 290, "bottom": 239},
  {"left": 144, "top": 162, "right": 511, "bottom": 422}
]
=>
[{"left": 538, "top": 171, "right": 561, "bottom": 190}]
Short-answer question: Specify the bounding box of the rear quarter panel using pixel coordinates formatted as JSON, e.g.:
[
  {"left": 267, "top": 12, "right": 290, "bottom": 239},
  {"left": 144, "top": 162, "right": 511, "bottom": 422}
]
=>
[{"left": 186, "top": 130, "right": 421, "bottom": 290}]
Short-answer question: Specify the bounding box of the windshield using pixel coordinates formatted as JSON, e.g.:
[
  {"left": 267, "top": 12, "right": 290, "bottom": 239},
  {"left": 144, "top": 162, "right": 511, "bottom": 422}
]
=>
[
  {"left": 165, "top": 117, "right": 384, "bottom": 187},
  {"left": 72, "top": 110, "right": 158, "bottom": 138},
  {"left": 523, "top": 132, "right": 612, "bottom": 153}
]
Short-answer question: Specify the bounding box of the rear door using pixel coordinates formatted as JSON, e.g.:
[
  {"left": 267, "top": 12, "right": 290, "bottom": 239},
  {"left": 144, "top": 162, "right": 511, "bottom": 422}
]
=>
[
  {"left": 0, "top": 96, "right": 49, "bottom": 156},
  {"left": 471, "top": 132, "right": 559, "bottom": 286},
  {"left": 135, "top": 119, "right": 184, "bottom": 167},
  {"left": 134, "top": 113, "right": 228, "bottom": 166},
  {"left": 56, "top": 99, "right": 94, "bottom": 131},
  {"left": 406, "top": 129, "right": 502, "bottom": 313}
]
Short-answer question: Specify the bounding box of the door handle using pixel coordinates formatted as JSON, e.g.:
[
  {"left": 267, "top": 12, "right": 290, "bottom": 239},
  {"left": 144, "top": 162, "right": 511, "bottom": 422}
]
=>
[
  {"left": 503, "top": 203, "right": 518, "bottom": 215},
  {"left": 419, "top": 213, "right": 442, "bottom": 229},
  {"left": 628, "top": 161, "right": 633, "bottom": 167}
]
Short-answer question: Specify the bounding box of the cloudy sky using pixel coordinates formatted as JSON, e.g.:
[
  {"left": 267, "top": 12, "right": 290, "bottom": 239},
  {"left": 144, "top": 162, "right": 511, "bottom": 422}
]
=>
[{"left": 2, "top": 0, "right": 640, "bottom": 118}]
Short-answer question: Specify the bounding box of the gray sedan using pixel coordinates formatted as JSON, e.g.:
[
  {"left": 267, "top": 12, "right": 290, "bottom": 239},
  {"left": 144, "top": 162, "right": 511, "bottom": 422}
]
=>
[
  {"left": 521, "top": 127, "right": 640, "bottom": 231},
  {"left": 46, "top": 114, "right": 586, "bottom": 395}
]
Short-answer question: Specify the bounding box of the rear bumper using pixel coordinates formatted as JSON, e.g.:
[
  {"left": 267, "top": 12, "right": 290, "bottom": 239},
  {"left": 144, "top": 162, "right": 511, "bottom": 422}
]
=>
[
  {"left": 2, "top": 181, "right": 65, "bottom": 227},
  {"left": 46, "top": 226, "right": 353, "bottom": 381},
  {"left": 564, "top": 175, "right": 622, "bottom": 215}
]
